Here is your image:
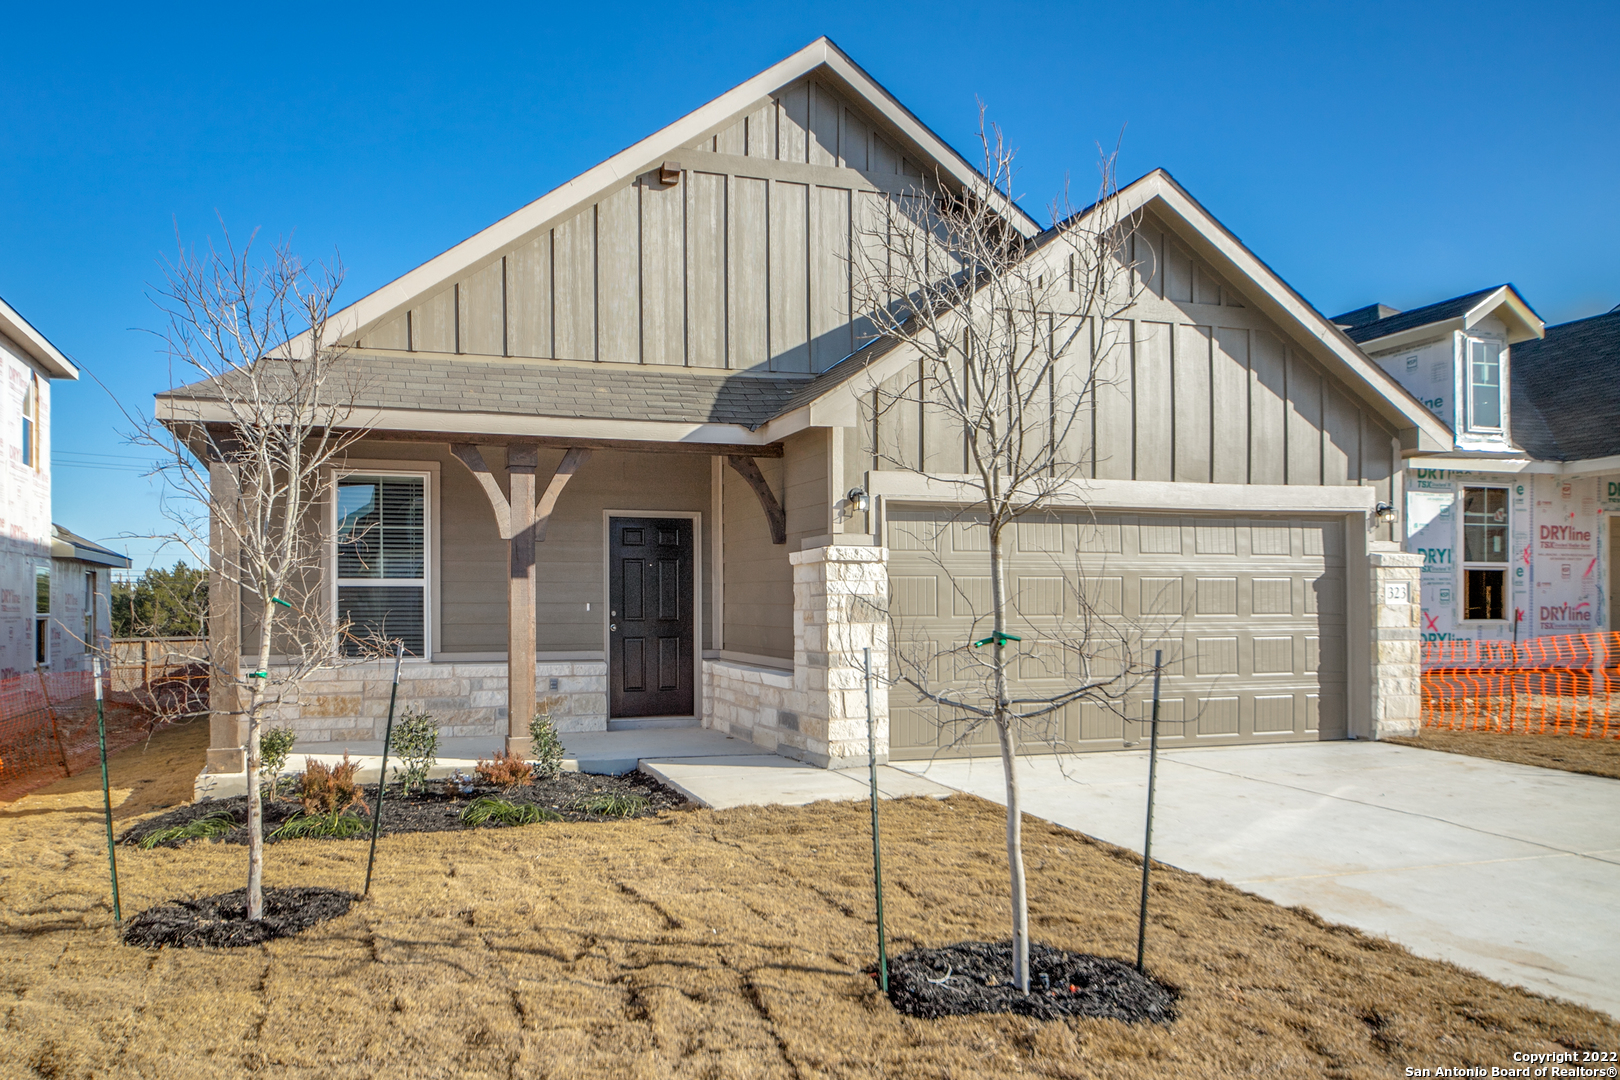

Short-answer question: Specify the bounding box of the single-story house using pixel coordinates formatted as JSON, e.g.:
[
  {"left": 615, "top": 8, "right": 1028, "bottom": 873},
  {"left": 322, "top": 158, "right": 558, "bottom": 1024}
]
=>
[
  {"left": 1339, "top": 292, "right": 1620, "bottom": 642},
  {"left": 165, "top": 38, "right": 1447, "bottom": 787}
]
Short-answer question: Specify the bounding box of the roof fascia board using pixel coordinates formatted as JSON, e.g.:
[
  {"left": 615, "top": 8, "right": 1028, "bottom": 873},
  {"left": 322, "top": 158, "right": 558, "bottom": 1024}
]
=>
[
  {"left": 1135, "top": 173, "right": 1453, "bottom": 453},
  {"left": 869, "top": 470, "right": 1378, "bottom": 514},
  {"left": 0, "top": 298, "right": 78, "bottom": 379},
  {"left": 153, "top": 397, "right": 779, "bottom": 449},
  {"left": 292, "top": 38, "right": 1033, "bottom": 357},
  {"left": 1463, "top": 286, "right": 1545, "bottom": 344}
]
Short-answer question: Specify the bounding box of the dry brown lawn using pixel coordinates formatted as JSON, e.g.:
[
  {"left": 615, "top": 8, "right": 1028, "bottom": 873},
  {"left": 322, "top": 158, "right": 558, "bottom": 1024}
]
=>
[
  {"left": 3, "top": 722, "right": 1616, "bottom": 1079},
  {"left": 1390, "top": 726, "right": 1620, "bottom": 780}
]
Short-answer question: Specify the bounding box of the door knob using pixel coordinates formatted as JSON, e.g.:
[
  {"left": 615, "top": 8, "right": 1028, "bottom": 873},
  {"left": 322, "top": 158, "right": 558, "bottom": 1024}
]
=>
[{"left": 610, "top": 623, "right": 617, "bottom": 632}]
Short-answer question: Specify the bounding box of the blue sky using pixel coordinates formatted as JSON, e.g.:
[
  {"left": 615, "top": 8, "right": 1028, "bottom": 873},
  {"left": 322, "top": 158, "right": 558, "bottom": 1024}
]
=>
[{"left": 4, "top": 1, "right": 1615, "bottom": 570}]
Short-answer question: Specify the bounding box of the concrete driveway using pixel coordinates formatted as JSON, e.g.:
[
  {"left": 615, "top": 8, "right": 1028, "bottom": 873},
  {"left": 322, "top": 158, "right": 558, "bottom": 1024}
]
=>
[{"left": 894, "top": 742, "right": 1620, "bottom": 1018}]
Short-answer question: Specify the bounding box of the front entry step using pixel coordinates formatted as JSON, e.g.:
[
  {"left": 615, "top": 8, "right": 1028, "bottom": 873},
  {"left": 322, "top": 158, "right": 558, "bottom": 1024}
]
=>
[{"left": 607, "top": 716, "right": 700, "bottom": 732}]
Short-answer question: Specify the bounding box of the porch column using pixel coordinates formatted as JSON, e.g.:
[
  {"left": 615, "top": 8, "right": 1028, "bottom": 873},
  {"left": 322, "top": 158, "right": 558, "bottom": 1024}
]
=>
[
  {"left": 205, "top": 459, "right": 245, "bottom": 774},
  {"left": 788, "top": 544, "right": 889, "bottom": 767},
  {"left": 1368, "top": 549, "right": 1423, "bottom": 739},
  {"left": 506, "top": 445, "right": 538, "bottom": 756}
]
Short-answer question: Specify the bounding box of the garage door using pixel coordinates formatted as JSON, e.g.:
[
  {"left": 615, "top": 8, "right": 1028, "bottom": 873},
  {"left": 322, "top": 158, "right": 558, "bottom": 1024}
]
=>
[{"left": 885, "top": 509, "right": 1347, "bottom": 758}]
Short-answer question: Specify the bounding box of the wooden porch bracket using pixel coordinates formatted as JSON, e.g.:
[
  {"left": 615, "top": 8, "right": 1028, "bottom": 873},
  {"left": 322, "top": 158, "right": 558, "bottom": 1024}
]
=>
[
  {"left": 449, "top": 444, "right": 514, "bottom": 539},
  {"left": 535, "top": 448, "right": 592, "bottom": 542},
  {"left": 726, "top": 455, "right": 786, "bottom": 544}
]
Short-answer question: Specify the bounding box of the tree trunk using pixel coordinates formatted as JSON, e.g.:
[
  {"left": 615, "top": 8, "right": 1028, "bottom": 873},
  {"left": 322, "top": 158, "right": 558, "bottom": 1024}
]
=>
[
  {"left": 988, "top": 525, "right": 1031, "bottom": 991},
  {"left": 245, "top": 601, "right": 275, "bottom": 922}
]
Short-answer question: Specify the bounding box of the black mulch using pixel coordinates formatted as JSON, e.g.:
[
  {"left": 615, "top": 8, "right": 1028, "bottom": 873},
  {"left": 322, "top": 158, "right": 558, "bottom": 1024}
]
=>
[
  {"left": 880, "top": 940, "right": 1178, "bottom": 1023},
  {"left": 122, "top": 887, "right": 355, "bottom": 949},
  {"left": 119, "top": 770, "right": 688, "bottom": 849}
]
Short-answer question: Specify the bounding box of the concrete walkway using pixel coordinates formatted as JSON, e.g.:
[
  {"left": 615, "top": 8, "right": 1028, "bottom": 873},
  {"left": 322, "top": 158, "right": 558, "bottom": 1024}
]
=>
[{"left": 892, "top": 743, "right": 1620, "bottom": 1018}]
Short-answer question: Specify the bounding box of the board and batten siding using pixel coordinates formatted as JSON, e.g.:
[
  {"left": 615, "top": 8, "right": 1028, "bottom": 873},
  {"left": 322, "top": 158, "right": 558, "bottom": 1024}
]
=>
[
  {"left": 357, "top": 76, "right": 932, "bottom": 377},
  {"left": 862, "top": 215, "right": 1403, "bottom": 540}
]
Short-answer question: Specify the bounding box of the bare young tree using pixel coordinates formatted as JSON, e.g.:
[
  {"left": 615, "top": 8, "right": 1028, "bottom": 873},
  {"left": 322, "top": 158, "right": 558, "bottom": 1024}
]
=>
[
  {"left": 851, "top": 115, "right": 1161, "bottom": 991},
  {"left": 135, "top": 227, "right": 377, "bottom": 921}
]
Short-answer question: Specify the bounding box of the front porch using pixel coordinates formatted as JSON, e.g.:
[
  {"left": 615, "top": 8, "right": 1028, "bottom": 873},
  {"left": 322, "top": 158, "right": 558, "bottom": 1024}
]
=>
[{"left": 198, "top": 431, "right": 890, "bottom": 795}]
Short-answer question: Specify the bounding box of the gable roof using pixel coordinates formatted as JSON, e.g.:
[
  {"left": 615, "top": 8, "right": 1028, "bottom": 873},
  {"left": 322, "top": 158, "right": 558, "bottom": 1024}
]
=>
[
  {"left": 285, "top": 37, "right": 1039, "bottom": 358},
  {"left": 1339, "top": 284, "right": 1543, "bottom": 348},
  {"left": 0, "top": 295, "right": 78, "bottom": 379},
  {"left": 1507, "top": 308, "right": 1620, "bottom": 462},
  {"left": 761, "top": 169, "right": 1456, "bottom": 452},
  {"left": 167, "top": 167, "right": 1456, "bottom": 454}
]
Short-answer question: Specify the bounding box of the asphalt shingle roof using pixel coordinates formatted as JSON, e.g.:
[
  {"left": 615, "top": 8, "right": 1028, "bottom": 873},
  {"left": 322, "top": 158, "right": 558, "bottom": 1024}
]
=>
[
  {"left": 161, "top": 353, "right": 813, "bottom": 431},
  {"left": 1509, "top": 309, "right": 1620, "bottom": 461},
  {"left": 1338, "top": 286, "right": 1504, "bottom": 344}
]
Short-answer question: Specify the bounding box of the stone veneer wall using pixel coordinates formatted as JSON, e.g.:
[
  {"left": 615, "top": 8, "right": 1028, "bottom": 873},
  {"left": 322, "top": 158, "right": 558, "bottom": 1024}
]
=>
[
  {"left": 702, "top": 659, "right": 798, "bottom": 750},
  {"left": 265, "top": 659, "right": 607, "bottom": 743},
  {"left": 1368, "top": 549, "right": 1423, "bottom": 739},
  {"left": 702, "top": 544, "right": 890, "bottom": 767}
]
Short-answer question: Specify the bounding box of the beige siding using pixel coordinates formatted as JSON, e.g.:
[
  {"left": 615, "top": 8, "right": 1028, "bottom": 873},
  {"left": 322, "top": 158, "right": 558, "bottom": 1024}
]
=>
[
  {"left": 332, "top": 441, "right": 712, "bottom": 656},
  {"left": 507, "top": 233, "right": 552, "bottom": 358},
  {"left": 368, "top": 77, "right": 933, "bottom": 375},
  {"left": 866, "top": 214, "right": 1403, "bottom": 494},
  {"left": 722, "top": 454, "right": 792, "bottom": 660}
]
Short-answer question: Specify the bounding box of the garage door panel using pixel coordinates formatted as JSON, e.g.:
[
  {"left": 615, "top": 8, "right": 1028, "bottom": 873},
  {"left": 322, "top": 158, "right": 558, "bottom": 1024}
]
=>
[{"left": 887, "top": 510, "right": 1348, "bottom": 757}]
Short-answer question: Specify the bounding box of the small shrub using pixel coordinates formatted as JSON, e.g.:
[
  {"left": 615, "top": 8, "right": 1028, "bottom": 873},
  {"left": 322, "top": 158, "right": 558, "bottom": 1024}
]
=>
[
  {"left": 258, "top": 727, "right": 297, "bottom": 789},
  {"left": 391, "top": 707, "right": 439, "bottom": 795},
  {"left": 271, "top": 811, "right": 370, "bottom": 840},
  {"left": 136, "top": 811, "right": 236, "bottom": 849},
  {"left": 299, "top": 753, "right": 370, "bottom": 817},
  {"left": 461, "top": 797, "right": 560, "bottom": 828},
  {"left": 475, "top": 750, "right": 533, "bottom": 792},
  {"left": 575, "top": 791, "right": 650, "bottom": 818},
  {"left": 529, "top": 697, "right": 567, "bottom": 780}
]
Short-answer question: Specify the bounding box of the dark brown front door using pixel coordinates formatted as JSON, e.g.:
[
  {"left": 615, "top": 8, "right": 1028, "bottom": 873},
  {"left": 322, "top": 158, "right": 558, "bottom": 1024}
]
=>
[{"left": 608, "top": 517, "right": 694, "bottom": 717}]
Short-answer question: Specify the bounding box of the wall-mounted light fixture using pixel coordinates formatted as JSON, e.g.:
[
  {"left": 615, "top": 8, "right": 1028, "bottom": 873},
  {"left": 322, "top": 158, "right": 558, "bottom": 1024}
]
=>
[
  {"left": 1374, "top": 501, "right": 1398, "bottom": 525},
  {"left": 845, "top": 487, "right": 869, "bottom": 514},
  {"left": 657, "top": 161, "right": 682, "bottom": 187}
]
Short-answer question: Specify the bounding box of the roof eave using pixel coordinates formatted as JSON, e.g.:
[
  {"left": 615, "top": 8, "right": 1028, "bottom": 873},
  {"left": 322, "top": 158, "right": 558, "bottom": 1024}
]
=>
[
  {"left": 1464, "top": 285, "right": 1545, "bottom": 344},
  {"left": 0, "top": 298, "right": 78, "bottom": 380}
]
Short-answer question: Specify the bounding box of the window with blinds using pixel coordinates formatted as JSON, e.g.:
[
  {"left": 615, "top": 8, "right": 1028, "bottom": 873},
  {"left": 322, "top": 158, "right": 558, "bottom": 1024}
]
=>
[{"left": 335, "top": 474, "right": 427, "bottom": 656}]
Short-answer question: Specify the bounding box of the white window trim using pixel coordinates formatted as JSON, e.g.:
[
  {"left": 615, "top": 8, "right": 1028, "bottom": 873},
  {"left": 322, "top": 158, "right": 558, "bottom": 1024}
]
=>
[
  {"left": 1459, "top": 484, "right": 1510, "bottom": 624},
  {"left": 330, "top": 463, "right": 439, "bottom": 660},
  {"left": 1463, "top": 336, "right": 1505, "bottom": 436}
]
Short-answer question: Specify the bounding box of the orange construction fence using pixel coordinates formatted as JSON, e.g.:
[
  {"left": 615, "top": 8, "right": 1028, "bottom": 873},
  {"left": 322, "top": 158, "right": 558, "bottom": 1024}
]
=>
[
  {"left": 1422, "top": 632, "right": 1620, "bottom": 739},
  {"left": 0, "top": 670, "right": 169, "bottom": 803}
]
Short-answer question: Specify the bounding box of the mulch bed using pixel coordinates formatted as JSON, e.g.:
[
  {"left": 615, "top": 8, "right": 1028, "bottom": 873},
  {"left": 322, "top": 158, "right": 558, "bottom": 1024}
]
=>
[
  {"left": 119, "top": 769, "right": 687, "bottom": 849},
  {"left": 122, "top": 886, "right": 355, "bottom": 949},
  {"left": 882, "top": 940, "right": 1178, "bottom": 1023}
]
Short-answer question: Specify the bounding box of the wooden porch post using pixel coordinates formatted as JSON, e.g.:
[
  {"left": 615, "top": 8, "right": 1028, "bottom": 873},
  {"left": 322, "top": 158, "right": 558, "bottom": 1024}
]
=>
[
  {"left": 451, "top": 443, "right": 591, "bottom": 757},
  {"left": 506, "top": 445, "right": 538, "bottom": 755}
]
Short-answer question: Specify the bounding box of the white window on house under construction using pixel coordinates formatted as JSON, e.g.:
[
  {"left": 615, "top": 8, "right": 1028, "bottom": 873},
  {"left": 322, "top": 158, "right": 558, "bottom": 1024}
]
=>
[
  {"left": 1462, "top": 486, "right": 1508, "bottom": 622},
  {"left": 334, "top": 473, "right": 429, "bottom": 657},
  {"left": 1466, "top": 338, "right": 1503, "bottom": 434}
]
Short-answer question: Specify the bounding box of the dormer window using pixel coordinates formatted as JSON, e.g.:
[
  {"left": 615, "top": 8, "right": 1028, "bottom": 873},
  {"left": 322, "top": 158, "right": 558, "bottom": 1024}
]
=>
[{"left": 1466, "top": 337, "right": 1502, "bottom": 432}]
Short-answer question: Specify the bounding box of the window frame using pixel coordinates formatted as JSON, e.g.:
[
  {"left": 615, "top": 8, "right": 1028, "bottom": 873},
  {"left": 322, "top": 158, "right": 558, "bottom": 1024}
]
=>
[
  {"left": 1459, "top": 485, "right": 1510, "bottom": 624},
  {"left": 330, "top": 467, "right": 434, "bottom": 659},
  {"left": 21, "top": 374, "right": 38, "bottom": 469},
  {"left": 1464, "top": 336, "right": 1504, "bottom": 435},
  {"left": 34, "top": 563, "right": 50, "bottom": 666}
]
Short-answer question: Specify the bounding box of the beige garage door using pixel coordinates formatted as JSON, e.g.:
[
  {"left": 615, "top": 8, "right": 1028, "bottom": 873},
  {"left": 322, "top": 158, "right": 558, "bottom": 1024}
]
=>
[{"left": 885, "top": 508, "right": 1347, "bottom": 759}]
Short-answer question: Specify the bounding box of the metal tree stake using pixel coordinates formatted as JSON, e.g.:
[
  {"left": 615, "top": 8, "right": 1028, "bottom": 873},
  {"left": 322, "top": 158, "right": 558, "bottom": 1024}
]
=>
[
  {"left": 363, "top": 642, "right": 406, "bottom": 898},
  {"left": 1135, "top": 649, "right": 1163, "bottom": 973},
  {"left": 93, "top": 658, "right": 121, "bottom": 925},
  {"left": 864, "top": 646, "right": 890, "bottom": 993}
]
